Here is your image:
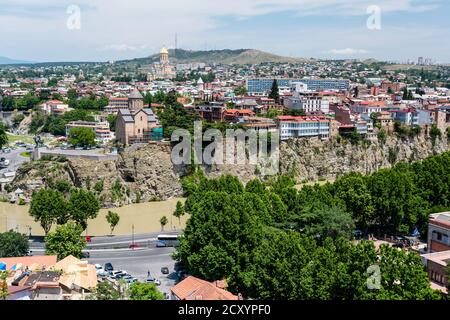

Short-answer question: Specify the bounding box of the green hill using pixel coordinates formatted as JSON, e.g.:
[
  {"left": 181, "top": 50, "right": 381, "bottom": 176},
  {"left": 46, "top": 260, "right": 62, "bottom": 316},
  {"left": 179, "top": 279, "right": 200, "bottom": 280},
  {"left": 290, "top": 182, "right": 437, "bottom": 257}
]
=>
[{"left": 118, "top": 48, "right": 308, "bottom": 66}]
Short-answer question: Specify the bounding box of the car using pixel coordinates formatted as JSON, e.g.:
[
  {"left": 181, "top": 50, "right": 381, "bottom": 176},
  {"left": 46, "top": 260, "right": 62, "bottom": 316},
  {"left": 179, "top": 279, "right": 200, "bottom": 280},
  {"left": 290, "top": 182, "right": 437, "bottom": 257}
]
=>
[
  {"left": 122, "top": 275, "right": 138, "bottom": 284},
  {"left": 81, "top": 252, "right": 90, "bottom": 258},
  {"left": 104, "top": 263, "right": 114, "bottom": 272},
  {"left": 146, "top": 278, "right": 161, "bottom": 286},
  {"left": 161, "top": 267, "right": 170, "bottom": 275},
  {"left": 3, "top": 148, "right": 11, "bottom": 153},
  {"left": 110, "top": 270, "right": 127, "bottom": 279}
]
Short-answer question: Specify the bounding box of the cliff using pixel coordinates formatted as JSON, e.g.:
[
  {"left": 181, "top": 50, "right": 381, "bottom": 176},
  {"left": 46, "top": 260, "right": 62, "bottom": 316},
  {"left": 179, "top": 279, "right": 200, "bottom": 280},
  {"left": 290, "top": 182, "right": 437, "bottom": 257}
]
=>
[
  {"left": 6, "top": 134, "right": 449, "bottom": 207},
  {"left": 6, "top": 143, "right": 184, "bottom": 208},
  {"left": 280, "top": 134, "right": 449, "bottom": 183}
]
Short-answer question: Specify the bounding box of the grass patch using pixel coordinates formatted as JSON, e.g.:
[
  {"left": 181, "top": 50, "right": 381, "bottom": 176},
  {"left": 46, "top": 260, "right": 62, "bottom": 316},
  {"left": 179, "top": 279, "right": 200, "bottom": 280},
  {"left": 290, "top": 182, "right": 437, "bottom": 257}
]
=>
[{"left": 20, "top": 152, "right": 31, "bottom": 158}]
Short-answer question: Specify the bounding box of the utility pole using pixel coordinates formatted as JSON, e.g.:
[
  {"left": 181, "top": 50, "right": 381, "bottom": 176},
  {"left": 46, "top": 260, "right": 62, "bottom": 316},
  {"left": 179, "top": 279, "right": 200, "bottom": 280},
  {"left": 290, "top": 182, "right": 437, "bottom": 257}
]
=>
[
  {"left": 175, "top": 33, "right": 178, "bottom": 58},
  {"left": 131, "top": 224, "right": 135, "bottom": 249}
]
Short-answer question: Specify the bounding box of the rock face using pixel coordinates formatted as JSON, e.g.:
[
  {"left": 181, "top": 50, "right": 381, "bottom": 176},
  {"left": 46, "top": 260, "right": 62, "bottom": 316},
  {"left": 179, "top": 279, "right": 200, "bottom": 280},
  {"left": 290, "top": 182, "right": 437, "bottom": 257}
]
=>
[
  {"left": 280, "top": 134, "right": 449, "bottom": 183},
  {"left": 6, "top": 143, "right": 184, "bottom": 208},
  {"left": 6, "top": 135, "right": 449, "bottom": 207}
]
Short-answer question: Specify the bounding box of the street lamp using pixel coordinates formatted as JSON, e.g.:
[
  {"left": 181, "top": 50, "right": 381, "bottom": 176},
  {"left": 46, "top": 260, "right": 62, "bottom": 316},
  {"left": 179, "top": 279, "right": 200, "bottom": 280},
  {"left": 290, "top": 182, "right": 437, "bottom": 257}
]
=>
[{"left": 26, "top": 225, "right": 32, "bottom": 237}]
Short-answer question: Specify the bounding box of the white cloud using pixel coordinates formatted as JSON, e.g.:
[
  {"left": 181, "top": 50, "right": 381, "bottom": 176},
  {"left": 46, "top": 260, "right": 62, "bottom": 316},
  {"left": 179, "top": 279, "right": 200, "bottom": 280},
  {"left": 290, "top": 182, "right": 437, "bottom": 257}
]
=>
[
  {"left": 328, "top": 48, "right": 369, "bottom": 55},
  {"left": 0, "top": 0, "right": 445, "bottom": 61}
]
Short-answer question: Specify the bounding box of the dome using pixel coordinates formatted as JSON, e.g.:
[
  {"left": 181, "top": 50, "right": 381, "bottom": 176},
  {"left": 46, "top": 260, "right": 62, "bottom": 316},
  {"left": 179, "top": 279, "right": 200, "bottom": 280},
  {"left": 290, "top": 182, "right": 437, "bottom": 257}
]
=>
[{"left": 160, "top": 47, "right": 168, "bottom": 55}]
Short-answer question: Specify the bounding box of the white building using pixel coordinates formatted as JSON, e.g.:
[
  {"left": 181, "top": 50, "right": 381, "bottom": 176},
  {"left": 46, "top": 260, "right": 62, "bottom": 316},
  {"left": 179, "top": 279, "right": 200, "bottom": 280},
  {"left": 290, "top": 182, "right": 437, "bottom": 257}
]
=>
[{"left": 284, "top": 83, "right": 330, "bottom": 114}]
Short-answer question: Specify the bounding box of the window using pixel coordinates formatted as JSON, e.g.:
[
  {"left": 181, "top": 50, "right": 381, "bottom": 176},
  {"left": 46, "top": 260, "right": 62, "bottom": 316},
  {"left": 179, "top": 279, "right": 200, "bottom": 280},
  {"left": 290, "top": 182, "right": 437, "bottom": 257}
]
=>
[
  {"left": 141, "top": 116, "right": 143, "bottom": 121},
  {"left": 138, "top": 129, "right": 141, "bottom": 134}
]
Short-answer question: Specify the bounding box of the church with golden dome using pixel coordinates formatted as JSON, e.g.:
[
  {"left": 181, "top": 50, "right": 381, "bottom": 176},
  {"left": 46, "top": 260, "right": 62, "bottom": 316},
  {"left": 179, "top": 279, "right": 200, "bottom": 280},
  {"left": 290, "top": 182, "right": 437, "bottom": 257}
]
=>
[{"left": 148, "top": 47, "right": 176, "bottom": 80}]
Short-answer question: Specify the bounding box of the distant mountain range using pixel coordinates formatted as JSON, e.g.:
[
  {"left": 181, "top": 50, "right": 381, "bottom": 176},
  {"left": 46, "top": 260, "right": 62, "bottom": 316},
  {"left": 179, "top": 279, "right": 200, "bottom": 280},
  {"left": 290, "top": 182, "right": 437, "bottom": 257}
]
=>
[
  {"left": 0, "top": 56, "right": 34, "bottom": 65},
  {"left": 119, "top": 48, "right": 310, "bottom": 66}
]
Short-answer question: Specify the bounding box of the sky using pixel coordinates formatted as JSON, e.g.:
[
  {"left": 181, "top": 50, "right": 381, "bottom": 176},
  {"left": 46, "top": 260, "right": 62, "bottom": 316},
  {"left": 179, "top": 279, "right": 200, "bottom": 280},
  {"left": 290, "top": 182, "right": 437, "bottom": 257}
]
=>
[{"left": 0, "top": 0, "right": 449, "bottom": 63}]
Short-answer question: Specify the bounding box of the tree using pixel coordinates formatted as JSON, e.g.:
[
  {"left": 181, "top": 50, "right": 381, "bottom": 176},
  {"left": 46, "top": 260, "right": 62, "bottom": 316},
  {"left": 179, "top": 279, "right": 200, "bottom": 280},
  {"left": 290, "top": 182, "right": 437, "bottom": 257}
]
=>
[
  {"left": 173, "top": 201, "right": 185, "bottom": 226},
  {"left": 29, "top": 189, "right": 67, "bottom": 234},
  {"left": 0, "top": 271, "right": 7, "bottom": 300},
  {"left": 87, "top": 281, "right": 120, "bottom": 300},
  {"left": 128, "top": 282, "right": 164, "bottom": 300},
  {"left": 268, "top": 79, "right": 280, "bottom": 103},
  {"left": 106, "top": 211, "right": 120, "bottom": 235},
  {"left": 0, "top": 122, "right": 8, "bottom": 149},
  {"left": 175, "top": 174, "right": 442, "bottom": 300},
  {"left": 430, "top": 124, "right": 442, "bottom": 142},
  {"left": 234, "top": 86, "right": 248, "bottom": 96},
  {"left": 333, "top": 173, "right": 375, "bottom": 231},
  {"left": 67, "top": 189, "right": 100, "bottom": 230},
  {"left": 12, "top": 113, "right": 25, "bottom": 126},
  {"left": 0, "top": 230, "right": 29, "bottom": 257},
  {"left": 160, "top": 216, "right": 168, "bottom": 231},
  {"left": 295, "top": 202, "right": 355, "bottom": 240},
  {"left": 67, "top": 88, "right": 78, "bottom": 100},
  {"left": 106, "top": 114, "right": 117, "bottom": 132},
  {"left": 68, "top": 127, "right": 96, "bottom": 147},
  {"left": 45, "top": 222, "right": 87, "bottom": 260}
]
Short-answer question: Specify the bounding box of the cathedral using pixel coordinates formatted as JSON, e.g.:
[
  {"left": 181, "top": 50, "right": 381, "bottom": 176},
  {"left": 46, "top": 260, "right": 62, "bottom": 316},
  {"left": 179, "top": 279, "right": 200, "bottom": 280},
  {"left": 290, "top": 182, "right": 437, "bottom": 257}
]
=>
[{"left": 148, "top": 47, "right": 176, "bottom": 80}]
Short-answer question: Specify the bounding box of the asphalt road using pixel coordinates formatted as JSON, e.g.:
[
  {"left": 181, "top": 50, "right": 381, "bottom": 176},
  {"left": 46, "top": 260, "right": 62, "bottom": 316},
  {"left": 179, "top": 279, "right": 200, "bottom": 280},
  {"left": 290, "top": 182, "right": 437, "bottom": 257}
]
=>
[
  {"left": 29, "top": 231, "right": 182, "bottom": 249},
  {"left": 88, "top": 247, "right": 178, "bottom": 296},
  {"left": 0, "top": 147, "right": 30, "bottom": 174}
]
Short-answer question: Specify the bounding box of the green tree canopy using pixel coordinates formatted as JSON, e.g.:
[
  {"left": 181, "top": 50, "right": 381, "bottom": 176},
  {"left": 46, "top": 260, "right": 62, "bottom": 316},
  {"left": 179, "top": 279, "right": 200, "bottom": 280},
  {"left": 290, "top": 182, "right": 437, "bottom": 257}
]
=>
[
  {"left": 0, "top": 230, "right": 29, "bottom": 257},
  {"left": 68, "top": 127, "right": 96, "bottom": 148},
  {"left": 128, "top": 282, "right": 164, "bottom": 300},
  {"left": 29, "top": 189, "right": 67, "bottom": 234},
  {"left": 45, "top": 222, "right": 87, "bottom": 260},
  {"left": 106, "top": 211, "right": 120, "bottom": 235},
  {"left": 67, "top": 189, "right": 100, "bottom": 230},
  {"left": 0, "top": 122, "right": 8, "bottom": 149},
  {"left": 87, "top": 281, "right": 120, "bottom": 300}
]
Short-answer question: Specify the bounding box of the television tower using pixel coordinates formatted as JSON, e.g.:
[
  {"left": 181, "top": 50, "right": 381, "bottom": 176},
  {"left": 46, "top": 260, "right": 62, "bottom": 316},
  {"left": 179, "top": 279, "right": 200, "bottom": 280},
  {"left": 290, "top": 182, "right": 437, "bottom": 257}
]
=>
[{"left": 174, "top": 33, "right": 178, "bottom": 58}]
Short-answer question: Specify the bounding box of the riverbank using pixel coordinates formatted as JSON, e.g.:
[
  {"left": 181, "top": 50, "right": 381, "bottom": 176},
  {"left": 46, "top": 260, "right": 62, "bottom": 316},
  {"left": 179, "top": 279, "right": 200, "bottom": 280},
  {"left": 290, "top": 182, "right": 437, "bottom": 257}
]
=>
[{"left": 0, "top": 198, "right": 187, "bottom": 236}]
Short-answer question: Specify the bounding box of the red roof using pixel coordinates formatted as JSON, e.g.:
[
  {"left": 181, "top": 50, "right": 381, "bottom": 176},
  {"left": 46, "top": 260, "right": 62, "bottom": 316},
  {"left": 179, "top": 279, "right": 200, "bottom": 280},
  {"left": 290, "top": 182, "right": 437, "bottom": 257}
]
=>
[
  {"left": 277, "top": 115, "right": 331, "bottom": 122},
  {"left": 171, "top": 276, "right": 239, "bottom": 300}
]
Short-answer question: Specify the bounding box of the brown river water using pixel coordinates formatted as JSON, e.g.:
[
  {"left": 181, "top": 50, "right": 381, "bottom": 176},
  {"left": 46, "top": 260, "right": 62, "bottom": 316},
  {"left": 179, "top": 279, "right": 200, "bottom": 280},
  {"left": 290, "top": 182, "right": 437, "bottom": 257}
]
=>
[{"left": 0, "top": 198, "right": 187, "bottom": 236}]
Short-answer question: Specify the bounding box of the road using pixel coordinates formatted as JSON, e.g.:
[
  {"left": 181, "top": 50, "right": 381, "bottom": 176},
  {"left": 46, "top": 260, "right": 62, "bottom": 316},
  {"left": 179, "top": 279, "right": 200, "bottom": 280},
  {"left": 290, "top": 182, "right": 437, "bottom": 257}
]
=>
[
  {"left": 29, "top": 231, "right": 182, "bottom": 249},
  {"left": 87, "top": 247, "right": 178, "bottom": 296},
  {"left": 0, "top": 147, "right": 30, "bottom": 174}
]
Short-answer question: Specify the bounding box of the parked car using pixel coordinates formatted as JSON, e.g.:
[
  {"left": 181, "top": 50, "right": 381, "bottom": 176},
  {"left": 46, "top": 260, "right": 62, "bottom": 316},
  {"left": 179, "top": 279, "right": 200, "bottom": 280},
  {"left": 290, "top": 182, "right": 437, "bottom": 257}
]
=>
[
  {"left": 104, "top": 263, "right": 114, "bottom": 272},
  {"left": 161, "top": 267, "right": 170, "bottom": 275},
  {"left": 122, "top": 275, "right": 138, "bottom": 284},
  {"left": 110, "top": 270, "right": 127, "bottom": 279},
  {"left": 81, "top": 252, "right": 90, "bottom": 258},
  {"left": 146, "top": 278, "right": 161, "bottom": 286},
  {"left": 95, "top": 264, "right": 108, "bottom": 276}
]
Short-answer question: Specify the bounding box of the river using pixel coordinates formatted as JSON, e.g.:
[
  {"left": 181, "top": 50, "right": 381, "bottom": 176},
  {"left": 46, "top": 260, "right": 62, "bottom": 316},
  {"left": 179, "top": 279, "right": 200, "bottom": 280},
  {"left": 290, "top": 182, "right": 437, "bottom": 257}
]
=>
[{"left": 0, "top": 198, "right": 187, "bottom": 236}]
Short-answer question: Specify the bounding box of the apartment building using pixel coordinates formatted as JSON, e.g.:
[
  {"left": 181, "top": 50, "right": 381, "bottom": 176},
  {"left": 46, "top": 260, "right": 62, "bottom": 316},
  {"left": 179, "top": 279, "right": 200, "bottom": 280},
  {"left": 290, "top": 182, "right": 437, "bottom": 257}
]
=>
[
  {"left": 428, "top": 212, "right": 450, "bottom": 253},
  {"left": 276, "top": 115, "right": 339, "bottom": 141}
]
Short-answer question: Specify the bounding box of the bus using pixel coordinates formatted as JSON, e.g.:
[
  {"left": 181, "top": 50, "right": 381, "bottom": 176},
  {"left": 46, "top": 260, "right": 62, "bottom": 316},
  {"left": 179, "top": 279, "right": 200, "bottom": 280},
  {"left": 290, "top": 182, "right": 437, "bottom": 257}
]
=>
[{"left": 156, "top": 234, "right": 180, "bottom": 248}]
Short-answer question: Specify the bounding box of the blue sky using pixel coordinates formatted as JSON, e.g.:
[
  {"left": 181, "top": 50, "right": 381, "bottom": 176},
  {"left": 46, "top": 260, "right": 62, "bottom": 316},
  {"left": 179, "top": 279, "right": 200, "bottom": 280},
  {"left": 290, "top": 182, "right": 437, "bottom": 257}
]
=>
[{"left": 0, "top": 0, "right": 448, "bottom": 63}]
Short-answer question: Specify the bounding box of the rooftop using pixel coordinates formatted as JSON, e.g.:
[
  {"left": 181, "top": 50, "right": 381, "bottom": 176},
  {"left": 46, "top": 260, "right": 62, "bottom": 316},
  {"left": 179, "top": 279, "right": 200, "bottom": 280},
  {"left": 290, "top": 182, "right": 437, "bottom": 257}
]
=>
[{"left": 171, "top": 276, "right": 239, "bottom": 301}]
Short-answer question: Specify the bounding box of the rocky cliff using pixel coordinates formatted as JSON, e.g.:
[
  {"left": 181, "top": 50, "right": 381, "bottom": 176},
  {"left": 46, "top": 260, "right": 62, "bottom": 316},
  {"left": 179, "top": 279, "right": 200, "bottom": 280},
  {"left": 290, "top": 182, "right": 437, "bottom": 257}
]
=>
[
  {"left": 6, "top": 143, "right": 184, "bottom": 208},
  {"left": 6, "top": 134, "right": 449, "bottom": 207},
  {"left": 280, "top": 134, "right": 449, "bottom": 183}
]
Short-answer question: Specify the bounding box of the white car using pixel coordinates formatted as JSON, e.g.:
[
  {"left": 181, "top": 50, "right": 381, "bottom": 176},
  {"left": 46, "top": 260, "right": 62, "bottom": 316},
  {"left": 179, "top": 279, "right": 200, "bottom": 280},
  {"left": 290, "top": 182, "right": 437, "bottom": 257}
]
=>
[{"left": 95, "top": 264, "right": 108, "bottom": 276}]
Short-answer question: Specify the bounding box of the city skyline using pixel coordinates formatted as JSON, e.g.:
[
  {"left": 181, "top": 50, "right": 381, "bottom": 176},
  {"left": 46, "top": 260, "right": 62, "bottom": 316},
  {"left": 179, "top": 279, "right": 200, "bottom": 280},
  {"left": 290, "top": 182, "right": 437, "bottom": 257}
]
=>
[{"left": 0, "top": 0, "right": 449, "bottom": 63}]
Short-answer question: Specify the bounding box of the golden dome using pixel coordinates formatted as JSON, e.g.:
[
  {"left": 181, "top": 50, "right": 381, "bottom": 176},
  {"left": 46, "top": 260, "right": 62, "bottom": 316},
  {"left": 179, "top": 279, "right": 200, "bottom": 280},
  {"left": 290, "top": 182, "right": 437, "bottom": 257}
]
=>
[{"left": 160, "top": 47, "right": 168, "bottom": 55}]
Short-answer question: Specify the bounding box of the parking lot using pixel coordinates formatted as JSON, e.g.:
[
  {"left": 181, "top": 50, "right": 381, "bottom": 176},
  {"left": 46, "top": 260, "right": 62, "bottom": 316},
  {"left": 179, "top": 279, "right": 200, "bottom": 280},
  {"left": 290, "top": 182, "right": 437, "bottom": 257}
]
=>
[{"left": 88, "top": 246, "right": 179, "bottom": 298}]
